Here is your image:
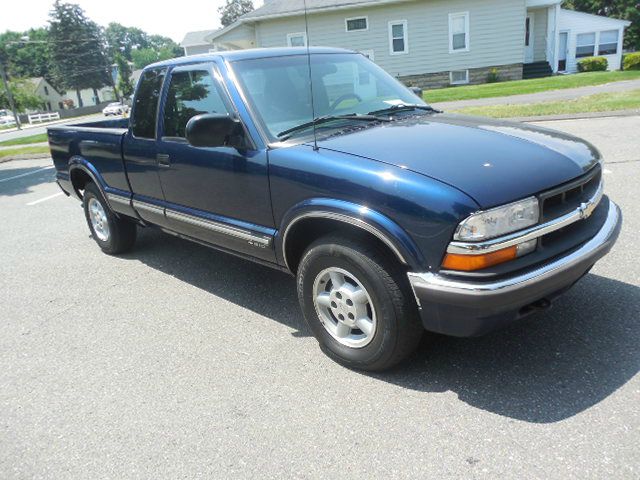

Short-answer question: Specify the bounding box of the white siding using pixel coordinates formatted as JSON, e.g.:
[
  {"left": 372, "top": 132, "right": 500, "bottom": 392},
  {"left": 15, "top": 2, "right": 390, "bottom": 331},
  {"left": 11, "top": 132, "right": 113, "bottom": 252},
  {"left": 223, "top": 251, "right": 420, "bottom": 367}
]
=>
[
  {"left": 251, "top": 0, "right": 526, "bottom": 77},
  {"left": 558, "top": 9, "right": 629, "bottom": 73},
  {"left": 531, "top": 8, "right": 548, "bottom": 61},
  {"left": 185, "top": 45, "right": 213, "bottom": 56}
]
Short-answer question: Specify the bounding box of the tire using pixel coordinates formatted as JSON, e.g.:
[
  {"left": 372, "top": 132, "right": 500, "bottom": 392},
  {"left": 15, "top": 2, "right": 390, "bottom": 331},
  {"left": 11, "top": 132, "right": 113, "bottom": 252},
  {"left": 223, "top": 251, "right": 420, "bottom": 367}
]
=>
[
  {"left": 83, "top": 182, "right": 136, "bottom": 255},
  {"left": 297, "top": 234, "right": 423, "bottom": 371}
]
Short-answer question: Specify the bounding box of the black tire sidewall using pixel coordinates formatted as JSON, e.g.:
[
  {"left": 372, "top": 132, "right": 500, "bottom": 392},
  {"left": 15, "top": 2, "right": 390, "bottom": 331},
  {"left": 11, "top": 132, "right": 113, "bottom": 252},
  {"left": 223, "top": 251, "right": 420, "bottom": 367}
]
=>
[{"left": 298, "top": 242, "right": 405, "bottom": 369}]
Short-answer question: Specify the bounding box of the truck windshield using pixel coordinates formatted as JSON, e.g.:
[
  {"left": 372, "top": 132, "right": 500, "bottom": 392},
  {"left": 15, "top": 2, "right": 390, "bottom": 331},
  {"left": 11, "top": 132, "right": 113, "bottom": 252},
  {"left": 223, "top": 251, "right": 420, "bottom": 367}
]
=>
[{"left": 230, "top": 53, "right": 427, "bottom": 141}]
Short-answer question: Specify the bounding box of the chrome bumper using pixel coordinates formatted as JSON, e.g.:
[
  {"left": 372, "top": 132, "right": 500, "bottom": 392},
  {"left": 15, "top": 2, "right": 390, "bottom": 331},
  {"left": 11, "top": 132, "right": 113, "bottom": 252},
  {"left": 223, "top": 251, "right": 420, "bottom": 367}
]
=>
[{"left": 407, "top": 200, "right": 621, "bottom": 336}]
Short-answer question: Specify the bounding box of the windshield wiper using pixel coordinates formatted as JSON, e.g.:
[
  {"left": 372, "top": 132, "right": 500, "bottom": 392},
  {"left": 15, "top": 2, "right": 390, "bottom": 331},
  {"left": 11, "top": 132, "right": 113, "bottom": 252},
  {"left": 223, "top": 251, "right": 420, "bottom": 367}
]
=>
[
  {"left": 367, "top": 104, "right": 441, "bottom": 116},
  {"left": 276, "top": 114, "right": 389, "bottom": 139}
]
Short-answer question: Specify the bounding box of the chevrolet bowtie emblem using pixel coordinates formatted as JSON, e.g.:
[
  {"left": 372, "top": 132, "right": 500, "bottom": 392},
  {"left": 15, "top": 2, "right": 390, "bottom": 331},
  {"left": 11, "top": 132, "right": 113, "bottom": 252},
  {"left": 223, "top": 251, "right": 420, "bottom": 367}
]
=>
[{"left": 579, "top": 201, "right": 596, "bottom": 220}]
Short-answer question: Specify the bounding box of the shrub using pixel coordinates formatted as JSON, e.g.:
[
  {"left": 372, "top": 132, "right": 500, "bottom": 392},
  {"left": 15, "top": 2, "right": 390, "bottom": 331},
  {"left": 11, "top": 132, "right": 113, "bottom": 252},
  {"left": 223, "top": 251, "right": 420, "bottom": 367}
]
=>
[
  {"left": 577, "top": 56, "right": 608, "bottom": 72},
  {"left": 487, "top": 68, "right": 500, "bottom": 83},
  {"left": 623, "top": 52, "right": 640, "bottom": 71}
]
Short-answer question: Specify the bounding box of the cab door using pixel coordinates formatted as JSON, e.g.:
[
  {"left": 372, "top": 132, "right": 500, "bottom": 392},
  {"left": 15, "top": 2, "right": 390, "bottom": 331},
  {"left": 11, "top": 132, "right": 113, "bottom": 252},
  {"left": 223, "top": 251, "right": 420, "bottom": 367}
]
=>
[
  {"left": 122, "top": 67, "right": 169, "bottom": 227},
  {"left": 156, "top": 64, "right": 275, "bottom": 262}
]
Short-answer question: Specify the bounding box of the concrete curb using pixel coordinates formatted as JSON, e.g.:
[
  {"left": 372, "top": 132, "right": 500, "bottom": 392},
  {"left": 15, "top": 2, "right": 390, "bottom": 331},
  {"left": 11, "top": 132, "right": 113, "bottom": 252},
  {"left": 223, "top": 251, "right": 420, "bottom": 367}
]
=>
[{"left": 508, "top": 109, "right": 640, "bottom": 123}]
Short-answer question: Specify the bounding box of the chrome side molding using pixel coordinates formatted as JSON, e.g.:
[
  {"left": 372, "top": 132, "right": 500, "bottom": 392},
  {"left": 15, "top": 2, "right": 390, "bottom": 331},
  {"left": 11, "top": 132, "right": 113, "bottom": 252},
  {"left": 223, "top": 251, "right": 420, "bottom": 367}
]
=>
[{"left": 165, "top": 209, "right": 271, "bottom": 247}]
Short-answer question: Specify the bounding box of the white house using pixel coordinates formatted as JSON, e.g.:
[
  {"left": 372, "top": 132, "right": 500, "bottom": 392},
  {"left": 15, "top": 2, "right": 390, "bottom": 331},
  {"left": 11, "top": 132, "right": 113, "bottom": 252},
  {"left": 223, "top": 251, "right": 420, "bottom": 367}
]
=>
[
  {"left": 180, "top": 29, "right": 220, "bottom": 56},
  {"left": 557, "top": 9, "right": 630, "bottom": 73},
  {"left": 26, "top": 77, "right": 116, "bottom": 112},
  {"left": 183, "top": 0, "right": 632, "bottom": 88},
  {"left": 27, "top": 77, "right": 66, "bottom": 111}
]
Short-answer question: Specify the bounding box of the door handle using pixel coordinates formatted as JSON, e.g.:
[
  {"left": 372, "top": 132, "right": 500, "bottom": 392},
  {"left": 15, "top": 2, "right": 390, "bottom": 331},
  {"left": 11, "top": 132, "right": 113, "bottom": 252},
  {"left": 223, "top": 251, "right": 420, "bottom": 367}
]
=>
[{"left": 157, "top": 154, "right": 171, "bottom": 168}]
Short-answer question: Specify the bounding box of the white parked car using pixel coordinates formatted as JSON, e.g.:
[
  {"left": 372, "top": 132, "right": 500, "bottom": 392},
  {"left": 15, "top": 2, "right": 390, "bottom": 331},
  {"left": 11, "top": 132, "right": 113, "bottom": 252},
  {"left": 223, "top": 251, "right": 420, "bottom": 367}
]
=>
[
  {"left": 0, "top": 109, "right": 17, "bottom": 126},
  {"left": 102, "top": 102, "right": 129, "bottom": 116}
]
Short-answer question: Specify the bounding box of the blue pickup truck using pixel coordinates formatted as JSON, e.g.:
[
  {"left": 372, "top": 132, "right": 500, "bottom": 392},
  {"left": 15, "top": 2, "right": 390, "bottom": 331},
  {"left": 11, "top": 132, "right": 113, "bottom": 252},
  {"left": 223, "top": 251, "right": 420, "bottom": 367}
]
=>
[{"left": 48, "top": 48, "right": 621, "bottom": 370}]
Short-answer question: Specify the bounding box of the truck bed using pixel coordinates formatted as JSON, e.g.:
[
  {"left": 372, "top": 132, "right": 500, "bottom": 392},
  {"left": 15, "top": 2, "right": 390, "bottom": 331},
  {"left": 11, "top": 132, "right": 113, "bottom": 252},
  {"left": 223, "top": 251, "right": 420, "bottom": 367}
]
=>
[{"left": 48, "top": 117, "right": 131, "bottom": 197}]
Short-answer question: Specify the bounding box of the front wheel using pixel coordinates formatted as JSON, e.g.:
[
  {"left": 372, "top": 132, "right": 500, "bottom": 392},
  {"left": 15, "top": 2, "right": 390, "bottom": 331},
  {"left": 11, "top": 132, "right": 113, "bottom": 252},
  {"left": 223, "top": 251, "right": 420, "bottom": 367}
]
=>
[
  {"left": 83, "top": 182, "right": 136, "bottom": 254},
  {"left": 297, "top": 234, "right": 423, "bottom": 371}
]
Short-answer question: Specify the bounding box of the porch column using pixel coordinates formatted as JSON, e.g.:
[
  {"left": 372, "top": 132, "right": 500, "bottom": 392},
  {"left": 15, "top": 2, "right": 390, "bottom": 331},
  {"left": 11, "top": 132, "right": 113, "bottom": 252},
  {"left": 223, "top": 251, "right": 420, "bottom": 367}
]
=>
[{"left": 547, "top": 4, "right": 561, "bottom": 72}]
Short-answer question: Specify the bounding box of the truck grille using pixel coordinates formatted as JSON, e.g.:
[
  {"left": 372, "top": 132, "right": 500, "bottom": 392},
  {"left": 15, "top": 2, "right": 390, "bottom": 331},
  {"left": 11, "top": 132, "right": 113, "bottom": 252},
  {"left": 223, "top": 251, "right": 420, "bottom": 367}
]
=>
[{"left": 539, "top": 164, "right": 602, "bottom": 223}]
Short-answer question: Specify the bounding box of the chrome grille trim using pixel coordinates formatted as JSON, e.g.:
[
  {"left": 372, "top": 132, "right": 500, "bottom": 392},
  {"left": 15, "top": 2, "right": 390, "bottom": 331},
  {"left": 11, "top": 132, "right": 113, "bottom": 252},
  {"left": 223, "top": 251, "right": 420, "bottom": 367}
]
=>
[{"left": 447, "top": 178, "right": 604, "bottom": 255}]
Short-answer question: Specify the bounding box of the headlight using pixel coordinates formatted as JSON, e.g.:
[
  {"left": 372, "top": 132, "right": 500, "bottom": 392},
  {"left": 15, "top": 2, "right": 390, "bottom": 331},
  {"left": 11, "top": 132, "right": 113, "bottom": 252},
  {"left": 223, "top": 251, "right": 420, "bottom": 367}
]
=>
[{"left": 454, "top": 197, "right": 539, "bottom": 242}]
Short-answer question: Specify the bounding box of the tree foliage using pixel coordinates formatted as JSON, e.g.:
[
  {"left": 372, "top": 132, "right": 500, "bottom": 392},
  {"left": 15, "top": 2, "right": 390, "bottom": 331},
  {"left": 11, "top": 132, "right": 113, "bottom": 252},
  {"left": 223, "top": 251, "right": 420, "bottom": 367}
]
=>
[
  {"left": 0, "top": 28, "right": 64, "bottom": 92},
  {"left": 218, "top": 0, "right": 254, "bottom": 27},
  {"left": 0, "top": 78, "right": 44, "bottom": 111},
  {"left": 131, "top": 46, "right": 178, "bottom": 69},
  {"left": 563, "top": 0, "right": 640, "bottom": 51},
  {"left": 105, "top": 23, "right": 182, "bottom": 64},
  {"left": 48, "top": 1, "right": 111, "bottom": 105},
  {"left": 114, "top": 53, "right": 134, "bottom": 99}
]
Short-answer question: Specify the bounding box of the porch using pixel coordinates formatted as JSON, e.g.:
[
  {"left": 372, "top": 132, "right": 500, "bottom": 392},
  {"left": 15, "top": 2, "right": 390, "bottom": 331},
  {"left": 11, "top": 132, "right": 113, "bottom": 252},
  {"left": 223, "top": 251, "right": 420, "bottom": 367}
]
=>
[{"left": 524, "top": 0, "right": 562, "bottom": 79}]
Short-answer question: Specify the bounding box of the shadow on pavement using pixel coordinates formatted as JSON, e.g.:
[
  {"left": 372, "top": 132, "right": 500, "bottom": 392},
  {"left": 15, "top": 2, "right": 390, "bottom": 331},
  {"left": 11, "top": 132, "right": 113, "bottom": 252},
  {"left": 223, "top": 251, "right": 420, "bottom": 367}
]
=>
[
  {"left": 371, "top": 273, "right": 640, "bottom": 423},
  {"left": 130, "top": 227, "right": 305, "bottom": 335},
  {"left": 129, "top": 227, "right": 639, "bottom": 424},
  {"left": 0, "top": 166, "right": 55, "bottom": 197}
]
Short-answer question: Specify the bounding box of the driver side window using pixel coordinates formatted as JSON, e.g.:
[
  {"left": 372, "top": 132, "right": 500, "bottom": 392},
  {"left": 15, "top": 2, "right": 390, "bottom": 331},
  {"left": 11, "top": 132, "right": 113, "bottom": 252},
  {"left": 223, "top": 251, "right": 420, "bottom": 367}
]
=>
[{"left": 163, "top": 69, "right": 231, "bottom": 139}]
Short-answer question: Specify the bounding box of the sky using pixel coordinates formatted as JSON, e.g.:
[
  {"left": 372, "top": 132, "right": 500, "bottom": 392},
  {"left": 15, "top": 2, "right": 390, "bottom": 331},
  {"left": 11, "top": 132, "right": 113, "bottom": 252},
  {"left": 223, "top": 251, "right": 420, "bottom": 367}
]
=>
[{"left": 0, "top": 0, "right": 258, "bottom": 42}]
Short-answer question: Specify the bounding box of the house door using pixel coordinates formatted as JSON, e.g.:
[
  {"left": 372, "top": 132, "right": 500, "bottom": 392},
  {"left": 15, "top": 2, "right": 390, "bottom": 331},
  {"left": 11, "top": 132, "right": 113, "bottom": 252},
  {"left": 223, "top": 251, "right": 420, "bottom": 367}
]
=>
[
  {"left": 558, "top": 31, "right": 568, "bottom": 72},
  {"left": 524, "top": 15, "right": 534, "bottom": 63}
]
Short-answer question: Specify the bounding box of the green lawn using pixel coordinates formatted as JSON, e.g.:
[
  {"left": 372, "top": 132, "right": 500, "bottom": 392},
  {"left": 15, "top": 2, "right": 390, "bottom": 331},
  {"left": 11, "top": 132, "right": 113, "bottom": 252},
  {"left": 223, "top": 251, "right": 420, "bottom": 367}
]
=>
[
  {"left": 0, "top": 133, "right": 48, "bottom": 147},
  {"left": 424, "top": 70, "right": 640, "bottom": 103},
  {"left": 455, "top": 88, "right": 640, "bottom": 118},
  {"left": 0, "top": 145, "right": 50, "bottom": 159}
]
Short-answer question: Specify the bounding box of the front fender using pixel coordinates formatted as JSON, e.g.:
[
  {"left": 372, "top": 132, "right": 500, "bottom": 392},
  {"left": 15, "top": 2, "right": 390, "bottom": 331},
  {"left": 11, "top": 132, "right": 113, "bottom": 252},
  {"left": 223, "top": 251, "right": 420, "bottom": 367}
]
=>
[{"left": 276, "top": 198, "right": 426, "bottom": 271}]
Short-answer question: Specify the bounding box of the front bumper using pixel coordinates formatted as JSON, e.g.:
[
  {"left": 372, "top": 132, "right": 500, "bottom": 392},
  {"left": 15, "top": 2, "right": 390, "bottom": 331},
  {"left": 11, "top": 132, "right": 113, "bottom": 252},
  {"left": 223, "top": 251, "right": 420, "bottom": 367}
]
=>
[{"left": 408, "top": 200, "right": 622, "bottom": 337}]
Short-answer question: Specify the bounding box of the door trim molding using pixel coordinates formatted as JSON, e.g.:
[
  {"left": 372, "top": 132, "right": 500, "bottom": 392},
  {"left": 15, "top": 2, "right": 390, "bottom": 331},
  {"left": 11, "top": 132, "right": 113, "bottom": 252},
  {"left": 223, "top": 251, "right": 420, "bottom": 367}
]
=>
[{"left": 165, "top": 209, "right": 272, "bottom": 247}]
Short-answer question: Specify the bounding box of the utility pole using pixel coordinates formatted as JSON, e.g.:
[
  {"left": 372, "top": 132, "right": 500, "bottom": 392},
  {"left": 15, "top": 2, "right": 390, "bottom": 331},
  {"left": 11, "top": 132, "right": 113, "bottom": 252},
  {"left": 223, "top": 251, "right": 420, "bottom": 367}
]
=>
[{"left": 0, "top": 57, "right": 21, "bottom": 130}]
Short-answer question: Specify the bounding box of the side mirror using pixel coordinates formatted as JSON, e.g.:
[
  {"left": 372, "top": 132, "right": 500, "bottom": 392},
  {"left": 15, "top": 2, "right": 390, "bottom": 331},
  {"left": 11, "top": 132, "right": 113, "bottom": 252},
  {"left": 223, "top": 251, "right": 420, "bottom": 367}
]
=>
[
  {"left": 185, "top": 113, "right": 242, "bottom": 148},
  {"left": 409, "top": 86, "right": 423, "bottom": 98}
]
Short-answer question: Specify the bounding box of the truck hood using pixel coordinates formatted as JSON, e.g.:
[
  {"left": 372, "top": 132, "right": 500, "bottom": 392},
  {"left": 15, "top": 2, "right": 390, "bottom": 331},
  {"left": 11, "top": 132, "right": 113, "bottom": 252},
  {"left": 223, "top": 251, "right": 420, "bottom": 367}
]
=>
[{"left": 315, "top": 113, "right": 600, "bottom": 208}]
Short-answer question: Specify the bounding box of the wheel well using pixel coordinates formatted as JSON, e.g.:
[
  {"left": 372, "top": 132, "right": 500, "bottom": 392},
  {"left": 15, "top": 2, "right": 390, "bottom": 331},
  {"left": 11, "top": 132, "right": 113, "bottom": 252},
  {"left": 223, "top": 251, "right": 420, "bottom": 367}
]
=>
[
  {"left": 283, "top": 217, "right": 406, "bottom": 274},
  {"left": 70, "top": 168, "right": 93, "bottom": 199}
]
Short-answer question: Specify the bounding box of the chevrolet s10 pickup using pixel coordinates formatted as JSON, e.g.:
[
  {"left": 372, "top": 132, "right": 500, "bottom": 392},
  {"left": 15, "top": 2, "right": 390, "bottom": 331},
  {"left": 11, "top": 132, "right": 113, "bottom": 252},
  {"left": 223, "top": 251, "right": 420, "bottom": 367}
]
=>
[{"left": 48, "top": 48, "right": 621, "bottom": 371}]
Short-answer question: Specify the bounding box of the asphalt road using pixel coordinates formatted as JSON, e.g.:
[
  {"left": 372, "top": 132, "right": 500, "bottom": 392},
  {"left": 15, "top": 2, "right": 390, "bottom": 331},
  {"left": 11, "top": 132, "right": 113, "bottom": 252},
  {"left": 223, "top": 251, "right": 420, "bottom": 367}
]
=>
[{"left": 1, "top": 115, "right": 638, "bottom": 479}]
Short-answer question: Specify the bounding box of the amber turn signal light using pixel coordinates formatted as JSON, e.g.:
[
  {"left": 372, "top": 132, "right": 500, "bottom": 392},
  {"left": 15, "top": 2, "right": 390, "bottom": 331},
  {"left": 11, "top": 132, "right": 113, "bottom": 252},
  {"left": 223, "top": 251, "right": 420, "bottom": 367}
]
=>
[{"left": 442, "top": 246, "right": 518, "bottom": 271}]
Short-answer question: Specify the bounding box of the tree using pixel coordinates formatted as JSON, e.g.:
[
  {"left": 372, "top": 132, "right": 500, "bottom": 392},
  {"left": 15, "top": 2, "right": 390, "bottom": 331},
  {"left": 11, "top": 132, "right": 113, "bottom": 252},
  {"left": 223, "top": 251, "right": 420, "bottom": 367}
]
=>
[
  {"left": 563, "top": 0, "right": 640, "bottom": 51},
  {"left": 114, "top": 53, "right": 134, "bottom": 99},
  {"left": 218, "top": 0, "right": 254, "bottom": 27},
  {"left": 48, "top": 1, "right": 112, "bottom": 107},
  {"left": 105, "top": 22, "right": 148, "bottom": 62},
  {"left": 0, "top": 28, "right": 64, "bottom": 92},
  {"left": 0, "top": 78, "right": 44, "bottom": 112},
  {"left": 131, "top": 46, "right": 178, "bottom": 70}
]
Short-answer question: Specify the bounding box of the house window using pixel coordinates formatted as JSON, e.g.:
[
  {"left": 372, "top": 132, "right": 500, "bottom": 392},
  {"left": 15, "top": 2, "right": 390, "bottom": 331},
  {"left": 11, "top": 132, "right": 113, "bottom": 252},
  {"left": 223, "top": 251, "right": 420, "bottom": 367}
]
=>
[
  {"left": 576, "top": 32, "right": 596, "bottom": 58},
  {"left": 287, "top": 32, "right": 307, "bottom": 47},
  {"left": 44, "top": 86, "right": 49, "bottom": 95},
  {"left": 388, "top": 20, "right": 408, "bottom": 55},
  {"left": 346, "top": 17, "right": 368, "bottom": 32},
  {"left": 598, "top": 30, "right": 619, "bottom": 55},
  {"left": 449, "top": 12, "right": 469, "bottom": 52},
  {"left": 450, "top": 70, "right": 469, "bottom": 85}
]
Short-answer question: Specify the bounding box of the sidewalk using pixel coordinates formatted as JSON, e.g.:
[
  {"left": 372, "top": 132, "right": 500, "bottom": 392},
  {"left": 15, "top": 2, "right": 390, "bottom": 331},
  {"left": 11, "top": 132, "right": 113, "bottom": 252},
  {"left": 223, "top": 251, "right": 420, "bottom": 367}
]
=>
[{"left": 430, "top": 78, "right": 640, "bottom": 111}]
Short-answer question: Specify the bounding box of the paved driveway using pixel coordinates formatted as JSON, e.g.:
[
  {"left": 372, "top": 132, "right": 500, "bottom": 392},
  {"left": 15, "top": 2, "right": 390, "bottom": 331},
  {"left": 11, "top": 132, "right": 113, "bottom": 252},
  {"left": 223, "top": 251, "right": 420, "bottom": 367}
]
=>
[{"left": 0, "top": 116, "right": 638, "bottom": 479}]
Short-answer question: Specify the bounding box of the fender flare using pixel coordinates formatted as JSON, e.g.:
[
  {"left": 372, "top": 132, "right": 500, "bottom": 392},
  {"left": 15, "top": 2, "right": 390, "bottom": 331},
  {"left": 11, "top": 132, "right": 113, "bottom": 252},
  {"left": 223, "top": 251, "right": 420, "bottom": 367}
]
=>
[
  {"left": 276, "top": 198, "right": 426, "bottom": 272},
  {"left": 68, "top": 157, "right": 112, "bottom": 207}
]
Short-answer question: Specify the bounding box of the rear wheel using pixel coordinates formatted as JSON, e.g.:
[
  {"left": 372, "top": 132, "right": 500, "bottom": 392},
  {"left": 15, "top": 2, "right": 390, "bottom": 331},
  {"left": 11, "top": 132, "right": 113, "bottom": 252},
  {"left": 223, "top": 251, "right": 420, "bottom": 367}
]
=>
[
  {"left": 297, "top": 234, "right": 423, "bottom": 371},
  {"left": 83, "top": 182, "right": 136, "bottom": 254}
]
